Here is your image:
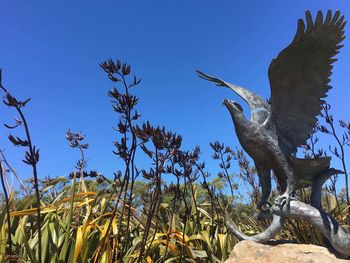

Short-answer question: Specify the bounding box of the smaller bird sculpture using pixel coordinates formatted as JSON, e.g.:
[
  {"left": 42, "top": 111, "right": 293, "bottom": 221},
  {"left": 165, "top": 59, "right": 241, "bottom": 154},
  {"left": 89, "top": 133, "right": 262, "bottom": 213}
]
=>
[{"left": 197, "top": 10, "right": 346, "bottom": 210}]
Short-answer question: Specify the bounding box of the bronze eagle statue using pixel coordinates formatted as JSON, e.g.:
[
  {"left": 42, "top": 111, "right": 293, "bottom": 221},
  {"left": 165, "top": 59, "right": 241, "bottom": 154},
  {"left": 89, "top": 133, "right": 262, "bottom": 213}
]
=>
[{"left": 197, "top": 10, "right": 346, "bottom": 210}]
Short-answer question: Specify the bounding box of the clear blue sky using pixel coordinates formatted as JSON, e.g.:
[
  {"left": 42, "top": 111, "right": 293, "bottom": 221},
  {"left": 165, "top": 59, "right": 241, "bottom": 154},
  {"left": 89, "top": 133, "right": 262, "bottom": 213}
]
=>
[{"left": 0, "top": 1, "right": 349, "bottom": 193}]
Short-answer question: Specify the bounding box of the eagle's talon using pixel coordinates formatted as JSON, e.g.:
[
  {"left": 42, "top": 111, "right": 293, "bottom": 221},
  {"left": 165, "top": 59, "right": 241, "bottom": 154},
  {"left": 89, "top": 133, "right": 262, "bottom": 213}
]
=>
[
  {"left": 274, "top": 193, "right": 290, "bottom": 209},
  {"left": 258, "top": 201, "right": 271, "bottom": 211},
  {"left": 274, "top": 192, "right": 298, "bottom": 209}
]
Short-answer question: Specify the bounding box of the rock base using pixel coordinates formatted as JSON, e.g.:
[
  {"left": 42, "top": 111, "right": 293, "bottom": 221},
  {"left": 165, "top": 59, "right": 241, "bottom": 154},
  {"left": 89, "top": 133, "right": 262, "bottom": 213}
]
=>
[{"left": 225, "top": 240, "right": 350, "bottom": 263}]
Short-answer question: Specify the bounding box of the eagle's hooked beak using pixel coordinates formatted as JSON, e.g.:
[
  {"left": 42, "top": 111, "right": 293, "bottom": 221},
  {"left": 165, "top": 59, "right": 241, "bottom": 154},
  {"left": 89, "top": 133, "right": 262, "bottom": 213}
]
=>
[{"left": 223, "top": 99, "right": 243, "bottom": 113}]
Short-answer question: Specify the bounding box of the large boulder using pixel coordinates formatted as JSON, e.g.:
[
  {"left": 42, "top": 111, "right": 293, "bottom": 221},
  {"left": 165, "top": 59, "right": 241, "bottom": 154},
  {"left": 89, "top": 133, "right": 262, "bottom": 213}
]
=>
[{"left": 225, "top": 240, "right": 350, "bottom": 263}]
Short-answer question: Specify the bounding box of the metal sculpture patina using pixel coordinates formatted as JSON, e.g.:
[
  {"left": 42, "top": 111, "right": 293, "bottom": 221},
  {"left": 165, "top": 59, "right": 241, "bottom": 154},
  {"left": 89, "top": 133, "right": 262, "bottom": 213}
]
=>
[{"left": 198, "top": 10, "right": 350, "bottom": 257}]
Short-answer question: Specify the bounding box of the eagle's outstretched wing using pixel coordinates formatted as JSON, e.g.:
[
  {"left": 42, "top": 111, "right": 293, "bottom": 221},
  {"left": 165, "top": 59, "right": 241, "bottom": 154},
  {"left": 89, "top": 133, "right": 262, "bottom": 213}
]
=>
[
  {"left": 265, "top": 10, "right": 346, "bottom": 154},
  {"left": 197, "top": 70, "right": 270, "bottom": 124}
]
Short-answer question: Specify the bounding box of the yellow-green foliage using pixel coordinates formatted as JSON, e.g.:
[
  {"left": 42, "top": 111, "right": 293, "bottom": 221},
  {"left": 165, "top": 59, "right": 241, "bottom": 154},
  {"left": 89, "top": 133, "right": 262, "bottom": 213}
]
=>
[
  {"left": 1, "top": 177, "right": 348, "bottom": 263},
  {"left": 0, "top": 179, "right": 237, "bottom": 262}
]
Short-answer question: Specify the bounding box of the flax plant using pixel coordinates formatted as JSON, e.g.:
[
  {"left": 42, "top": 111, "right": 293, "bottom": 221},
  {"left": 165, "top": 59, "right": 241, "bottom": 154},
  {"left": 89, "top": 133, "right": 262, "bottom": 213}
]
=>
[
  {"left": 0, "top": 162, "right": 15, "bottom": 262},
  {"left": 0, "top": 69, "right": 42, "bottom": 263},
  {"left": 318, "top": 103, "right": 350, "bottom": 219}
]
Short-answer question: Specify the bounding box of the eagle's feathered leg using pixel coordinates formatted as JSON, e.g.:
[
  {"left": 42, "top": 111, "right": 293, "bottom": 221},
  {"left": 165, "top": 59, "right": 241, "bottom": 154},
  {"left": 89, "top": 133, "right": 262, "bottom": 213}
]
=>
[
  {"left": 255, "top": 163, "right": 272, "bottom": 210},
  {"left": 273, "top": 156, "right": 298, "bottom": 208}
]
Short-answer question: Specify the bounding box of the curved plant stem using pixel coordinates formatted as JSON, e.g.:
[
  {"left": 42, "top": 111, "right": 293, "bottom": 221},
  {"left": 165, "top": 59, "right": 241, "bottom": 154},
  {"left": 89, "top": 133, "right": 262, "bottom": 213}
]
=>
[
  {"left": 16, "top": 104, "right": 42, "bottom": 263},
  {"left": 0, "top": 70, "right": 42, "bottom": 263}
]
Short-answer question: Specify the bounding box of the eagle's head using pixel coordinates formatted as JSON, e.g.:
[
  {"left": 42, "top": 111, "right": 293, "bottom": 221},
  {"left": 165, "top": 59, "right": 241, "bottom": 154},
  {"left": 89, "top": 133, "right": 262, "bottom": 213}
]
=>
[{"left": 223, "top": 99, "right": 243, "bottom": 114}]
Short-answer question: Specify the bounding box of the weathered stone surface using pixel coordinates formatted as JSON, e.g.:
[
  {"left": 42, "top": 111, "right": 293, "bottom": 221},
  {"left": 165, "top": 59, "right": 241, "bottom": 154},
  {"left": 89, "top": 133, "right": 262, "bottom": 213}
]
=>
[{"left": 225, "top": 240, "right": 350, "bottom": 263}]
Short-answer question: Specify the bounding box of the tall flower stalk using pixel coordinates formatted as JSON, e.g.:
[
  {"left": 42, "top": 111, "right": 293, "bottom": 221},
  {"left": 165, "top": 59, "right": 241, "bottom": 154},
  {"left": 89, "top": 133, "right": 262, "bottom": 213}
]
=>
[
  {"left": 0, "top": 69, "right": 42, "bottom": 263},
  {"left": 318, "top": 103, "right": 350, "bottom": 219}
]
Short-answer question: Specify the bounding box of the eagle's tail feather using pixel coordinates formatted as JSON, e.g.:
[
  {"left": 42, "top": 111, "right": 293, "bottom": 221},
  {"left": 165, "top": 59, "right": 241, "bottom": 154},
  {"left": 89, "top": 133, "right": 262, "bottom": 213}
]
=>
[{"left": 290, "top": 157, "right": 339, "bottom": 188}]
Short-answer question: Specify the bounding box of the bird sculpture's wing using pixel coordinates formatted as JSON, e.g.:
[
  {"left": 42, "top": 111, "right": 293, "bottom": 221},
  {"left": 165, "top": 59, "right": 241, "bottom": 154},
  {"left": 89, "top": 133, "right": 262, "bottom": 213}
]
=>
[
  {"left": 265, "top": 10, "right": 346, "bottom": 154},
  {"left": 197, "top": 70, "right": 270, "bottom": 124}
]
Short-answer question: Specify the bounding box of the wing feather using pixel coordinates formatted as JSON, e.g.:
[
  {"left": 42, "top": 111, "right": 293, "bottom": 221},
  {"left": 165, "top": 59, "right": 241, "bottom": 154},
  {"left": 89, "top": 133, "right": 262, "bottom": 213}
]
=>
[
  {"left": 266, "top": 10, "right": 345, "bottom": 154},
  {"left": 197, "top": 70, "right": 270, "bottom": 124}
]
